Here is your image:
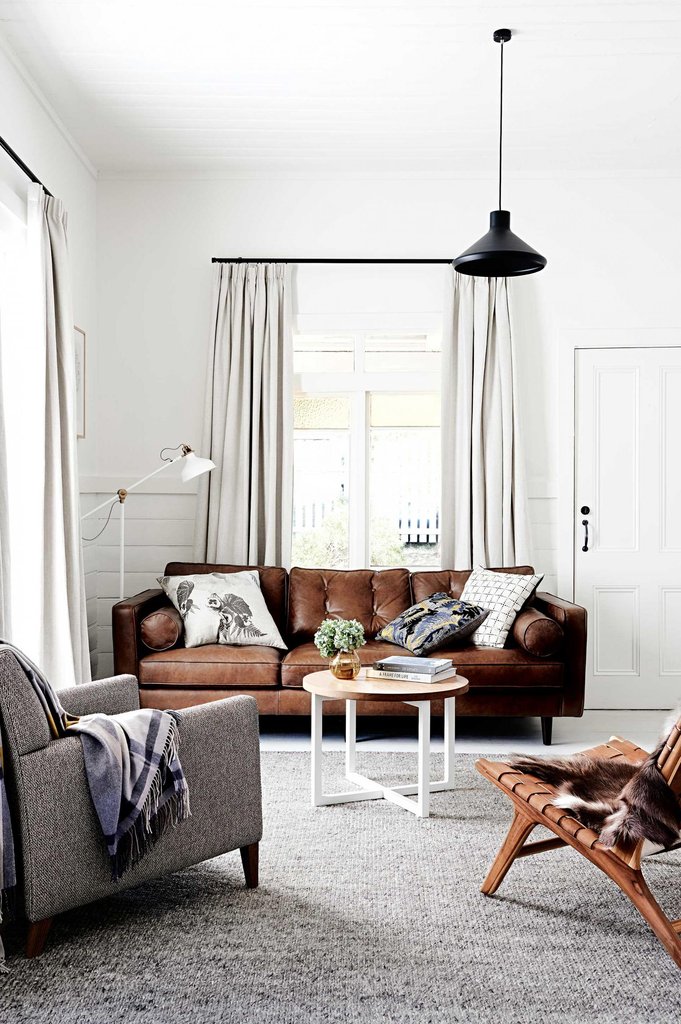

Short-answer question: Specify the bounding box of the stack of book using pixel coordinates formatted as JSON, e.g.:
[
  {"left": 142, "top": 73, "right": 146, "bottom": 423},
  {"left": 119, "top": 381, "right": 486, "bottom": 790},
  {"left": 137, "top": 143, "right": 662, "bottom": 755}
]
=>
[{"left": 366, "top": 655, "right": 457, "bottom": 683}]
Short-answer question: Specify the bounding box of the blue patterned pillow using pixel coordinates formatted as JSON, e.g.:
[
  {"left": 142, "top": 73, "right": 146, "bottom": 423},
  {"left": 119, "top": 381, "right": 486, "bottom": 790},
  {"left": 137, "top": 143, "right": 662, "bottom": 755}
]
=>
[{"left": 377, "top": 592, "right": 489, "bottom": 656}]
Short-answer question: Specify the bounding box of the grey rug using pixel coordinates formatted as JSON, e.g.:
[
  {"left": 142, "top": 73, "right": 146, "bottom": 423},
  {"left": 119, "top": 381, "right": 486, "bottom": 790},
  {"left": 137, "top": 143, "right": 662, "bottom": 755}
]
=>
[{"left": 2, "top": 752, "right": 680, "bottom": 1023}]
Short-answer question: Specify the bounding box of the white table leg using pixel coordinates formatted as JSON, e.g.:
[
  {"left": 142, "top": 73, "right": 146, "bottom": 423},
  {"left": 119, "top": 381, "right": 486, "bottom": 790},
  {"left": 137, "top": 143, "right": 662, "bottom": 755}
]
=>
[
  {"left": 443, "top": 696, "right": 456, "bottom": 789},
  {"left": 309, "top": 691, "right": 453, "bottom": 815},
  {"left": 345, "top": 699, "right": 356, "bottom": 776},
  {"left": 311, "top": 691, "right": 324, "bottom": 807},
  {"left": 416, "top": 701, "right": 431, "bottom": 818}
]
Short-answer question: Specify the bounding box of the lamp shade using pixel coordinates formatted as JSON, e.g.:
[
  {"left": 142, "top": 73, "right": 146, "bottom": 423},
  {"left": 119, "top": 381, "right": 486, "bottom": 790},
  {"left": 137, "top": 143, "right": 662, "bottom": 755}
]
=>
[
  {"left": 453, "top": 210, "right": 547, "bottom": 277},
  {"left": 181, "top": 452, "right": 216, "bottom": 483}
]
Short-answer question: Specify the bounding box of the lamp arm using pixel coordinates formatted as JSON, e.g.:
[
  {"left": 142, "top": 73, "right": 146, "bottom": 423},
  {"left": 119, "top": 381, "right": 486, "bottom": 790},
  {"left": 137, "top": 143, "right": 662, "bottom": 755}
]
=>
[{"left": 80, "top": 455, "right": 183, "bottom": 520}]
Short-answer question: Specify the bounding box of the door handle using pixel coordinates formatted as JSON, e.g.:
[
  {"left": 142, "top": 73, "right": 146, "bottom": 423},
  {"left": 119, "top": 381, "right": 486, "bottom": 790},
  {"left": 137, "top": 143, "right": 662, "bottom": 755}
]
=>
[{"left": 580, "top": 506, "right": 590, "bottom": 552}]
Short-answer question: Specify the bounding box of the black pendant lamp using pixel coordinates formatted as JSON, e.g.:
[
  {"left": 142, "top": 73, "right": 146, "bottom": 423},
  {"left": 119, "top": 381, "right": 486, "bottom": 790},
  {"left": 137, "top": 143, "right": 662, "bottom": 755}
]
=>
[{"left": 453, "top": 28, "right": 546, "bottom": 277}]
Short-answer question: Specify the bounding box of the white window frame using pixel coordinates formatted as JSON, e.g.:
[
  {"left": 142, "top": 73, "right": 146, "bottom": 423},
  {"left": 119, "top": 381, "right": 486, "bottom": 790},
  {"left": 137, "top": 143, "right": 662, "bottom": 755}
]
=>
[{"left": 293, "top": 318, "right": 442, "bottom": 569}]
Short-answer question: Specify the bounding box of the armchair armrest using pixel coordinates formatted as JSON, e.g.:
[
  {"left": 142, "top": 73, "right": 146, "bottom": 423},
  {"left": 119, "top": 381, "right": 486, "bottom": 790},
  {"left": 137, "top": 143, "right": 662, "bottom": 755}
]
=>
[
  {"left": 532, "top": 591, "right": 587, "bottom": 716},
  {"left": 112, "top": 588, "right": 170, "bottom": 675},
  {"left": 60, "top": 674, "right": 140, "bottom": 717},
  {"left": 175, "top": 694, "right": 262, "bottom": 846}
]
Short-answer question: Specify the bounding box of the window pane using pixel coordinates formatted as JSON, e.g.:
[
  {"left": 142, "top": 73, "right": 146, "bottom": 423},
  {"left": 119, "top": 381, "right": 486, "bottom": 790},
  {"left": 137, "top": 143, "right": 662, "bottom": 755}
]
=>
[
  {"left": 365, "top": 333, "right": 440, "bottom": 373},
  {"left": 292, "top": 395, "right": 350, "bottom": 569},
  {"left": 370, "top": 392, "right": 440, "bottom": 427},
  {"left": 293, "top": 334, "right": 354, "bottom": 373},
  {"left": 294, "top": 394, "right": 350, "bottom": 429},
  {"left": 369, "top": 393, "right": 440, "bottom": 568}
]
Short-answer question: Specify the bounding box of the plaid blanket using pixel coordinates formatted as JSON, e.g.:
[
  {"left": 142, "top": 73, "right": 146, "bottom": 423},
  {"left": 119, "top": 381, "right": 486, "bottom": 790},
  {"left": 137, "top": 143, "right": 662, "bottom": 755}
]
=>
[{"left": 0, "top": 643, "right": 189, "bottom": 971}]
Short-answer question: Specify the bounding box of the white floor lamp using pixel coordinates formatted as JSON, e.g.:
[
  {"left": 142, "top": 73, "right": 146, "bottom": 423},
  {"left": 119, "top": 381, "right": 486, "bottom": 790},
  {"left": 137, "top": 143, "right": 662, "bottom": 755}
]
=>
[{"left": 81, "top": 443, "right": 215, "bottom": 601}]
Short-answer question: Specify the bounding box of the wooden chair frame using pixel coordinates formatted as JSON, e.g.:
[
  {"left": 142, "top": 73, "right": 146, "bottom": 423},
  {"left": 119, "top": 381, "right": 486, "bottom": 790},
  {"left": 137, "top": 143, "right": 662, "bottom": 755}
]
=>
[{"left": 476, "top": 719, "right": 681, "bottom": 969}]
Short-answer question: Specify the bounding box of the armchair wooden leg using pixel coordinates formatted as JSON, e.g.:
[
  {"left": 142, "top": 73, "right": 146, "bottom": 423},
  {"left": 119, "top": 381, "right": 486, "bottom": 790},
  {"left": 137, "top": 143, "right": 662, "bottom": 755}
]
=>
[
  {"left": 614, "top": 868, "right": 681, "bottom": 969},
  {"left": 541, "top": 717, "right": 553, "bottom": 745},
  {"left": 26, "top": 917, "right": 53, "bottom": 958},
  {"left": 481, "top": 810, "right": 537, "bottom": 896},
  {"left": 240, "top": 842, "right": 259, "bottom": 889}
]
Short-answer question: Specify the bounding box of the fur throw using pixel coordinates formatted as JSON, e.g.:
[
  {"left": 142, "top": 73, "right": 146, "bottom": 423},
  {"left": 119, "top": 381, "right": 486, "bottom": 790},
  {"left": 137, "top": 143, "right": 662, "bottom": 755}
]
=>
[{"left": 509, "top": 740, "right": 681, "bottom": 852}]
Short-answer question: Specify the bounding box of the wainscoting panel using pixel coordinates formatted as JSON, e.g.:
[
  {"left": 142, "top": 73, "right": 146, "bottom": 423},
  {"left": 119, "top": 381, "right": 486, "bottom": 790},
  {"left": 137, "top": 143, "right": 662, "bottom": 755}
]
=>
[
  {"left": 528, "top": 493, "right": 558, "bottom": 596},
  {"left": 80, "top": 482, "right": 199, "bottom": 678}
]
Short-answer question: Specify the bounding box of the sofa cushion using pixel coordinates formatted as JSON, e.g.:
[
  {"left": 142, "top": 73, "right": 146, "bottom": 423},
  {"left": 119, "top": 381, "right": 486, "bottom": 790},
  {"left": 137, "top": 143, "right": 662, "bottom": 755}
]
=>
[
  {"left": 158, "top": 570, "right": 287, "bottom": 650},
  {"left": 512, "top": 607, "right": 564, "bottom": 658},
  {"left": 140, "top": 606, "right": 184, "bottom": 651},
  {"left": 281, "top": 639, "right": 563, "bottom": 689},
  {"left": 460, "top": 566, "right": 544, "bottom": 648},
  {"left": 411, "top": 566, "right": 536, "bottom": 603},
  {"left": 376, "top": 593, "right": 489, "bottom": 655},
  {"left": 287, "top": 567, "right": 412, "bottom": 645},
  {"left": 430, "top": 644, "right": 563, "bottom": 689},
  {"left": 281, "top": 639, "right": 412, "bottom": 688},
  {"left": 138, "top": 644, "right": 284, "bottom": 688},
  {"left": 164, "top": 562, "right": 288, "bottom": 635}
]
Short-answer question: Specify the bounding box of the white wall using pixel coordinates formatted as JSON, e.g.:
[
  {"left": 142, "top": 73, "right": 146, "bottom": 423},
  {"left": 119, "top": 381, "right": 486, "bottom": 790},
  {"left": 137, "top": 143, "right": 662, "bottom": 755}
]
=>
[
  {"left": 0, "top": 41, "right": 99, "bottom": 672},
  {"left": 91, "top": 171, "right": 681, "bottom": 675}
]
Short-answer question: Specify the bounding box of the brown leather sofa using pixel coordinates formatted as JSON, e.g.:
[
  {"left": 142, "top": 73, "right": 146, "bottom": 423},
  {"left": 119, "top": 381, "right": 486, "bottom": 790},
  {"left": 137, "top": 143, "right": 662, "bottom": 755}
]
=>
[{"left": 113, "top": 562, "right": 586, "bottom": 744}]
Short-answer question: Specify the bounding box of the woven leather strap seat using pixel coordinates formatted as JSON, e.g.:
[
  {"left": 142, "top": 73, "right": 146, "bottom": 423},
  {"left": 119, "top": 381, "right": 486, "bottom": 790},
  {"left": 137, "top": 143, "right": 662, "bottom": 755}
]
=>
[{"left": 478, "top": 737, "right": 649, "bottom": 852}]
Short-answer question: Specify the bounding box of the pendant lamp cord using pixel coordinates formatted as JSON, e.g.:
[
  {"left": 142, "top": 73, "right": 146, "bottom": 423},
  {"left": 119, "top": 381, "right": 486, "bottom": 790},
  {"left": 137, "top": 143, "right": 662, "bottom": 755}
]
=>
[{"left": 498, "top": 38, "right": 504, "bottom": 210}]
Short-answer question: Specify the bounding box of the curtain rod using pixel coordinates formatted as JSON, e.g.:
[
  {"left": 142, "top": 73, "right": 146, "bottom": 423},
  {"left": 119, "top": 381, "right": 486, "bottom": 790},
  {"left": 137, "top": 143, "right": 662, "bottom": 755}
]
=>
[
  {"left": 212, "top": 257, "right": 454, "bottom": 265},
  {"left": 0, "top": 134, "right": 52, "bottom": 197}
]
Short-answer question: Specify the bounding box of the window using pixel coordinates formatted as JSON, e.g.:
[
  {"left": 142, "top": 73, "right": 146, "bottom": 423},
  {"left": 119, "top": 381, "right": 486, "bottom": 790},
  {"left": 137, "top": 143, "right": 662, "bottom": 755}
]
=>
[{"left": 292, "top": 331, "right": 441, "bottom": 570}]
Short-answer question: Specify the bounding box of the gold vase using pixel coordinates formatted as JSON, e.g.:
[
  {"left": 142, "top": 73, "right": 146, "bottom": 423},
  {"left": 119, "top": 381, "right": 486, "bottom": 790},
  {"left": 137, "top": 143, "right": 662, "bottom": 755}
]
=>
[{"left": 329, "top": 649, "right": 361, "bottom": 680}]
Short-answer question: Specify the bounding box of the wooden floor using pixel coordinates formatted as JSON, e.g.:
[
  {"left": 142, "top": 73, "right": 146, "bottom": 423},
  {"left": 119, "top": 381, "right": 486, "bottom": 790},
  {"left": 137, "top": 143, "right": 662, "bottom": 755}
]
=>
[{"left": 259, "top": 709, "right": 666, "bottom": 755}]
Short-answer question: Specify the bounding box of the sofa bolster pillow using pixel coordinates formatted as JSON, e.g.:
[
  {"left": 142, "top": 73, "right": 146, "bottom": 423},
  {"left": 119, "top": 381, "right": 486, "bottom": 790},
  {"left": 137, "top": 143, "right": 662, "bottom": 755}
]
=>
[
  {"left": 140, "top": 606, "right": 184, "bottom": 651},
  {"left": 511, "top": 607, "right": 563, "bottom": 658}
]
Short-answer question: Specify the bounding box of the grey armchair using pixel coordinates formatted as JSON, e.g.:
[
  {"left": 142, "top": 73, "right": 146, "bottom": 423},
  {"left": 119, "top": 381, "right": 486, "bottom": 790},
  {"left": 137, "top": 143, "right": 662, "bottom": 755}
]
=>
[{"left": 0, "top": 649, "right": 263, "bottom": 958}]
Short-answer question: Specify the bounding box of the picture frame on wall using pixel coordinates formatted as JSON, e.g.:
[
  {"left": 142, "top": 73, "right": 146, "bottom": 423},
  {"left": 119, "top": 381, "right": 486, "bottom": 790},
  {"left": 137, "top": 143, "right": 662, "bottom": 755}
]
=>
[{"left": 74, "top": 325, "right": 86, "bottom": 438}]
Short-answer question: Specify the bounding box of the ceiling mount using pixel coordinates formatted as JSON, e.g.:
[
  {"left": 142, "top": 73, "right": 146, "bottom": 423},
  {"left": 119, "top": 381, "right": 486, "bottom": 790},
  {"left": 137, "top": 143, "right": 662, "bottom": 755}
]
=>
[{"left": 493, "top": 28, "right": 512, "bottom": 44}]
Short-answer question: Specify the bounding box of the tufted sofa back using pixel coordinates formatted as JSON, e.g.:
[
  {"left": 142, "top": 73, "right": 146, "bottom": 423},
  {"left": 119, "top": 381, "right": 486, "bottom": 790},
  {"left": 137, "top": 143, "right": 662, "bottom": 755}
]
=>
[
  {"left": 286, "top": 567, "right": 412, "bottom": 645},
  {"left": 411, "top": 566, "right": 535, "bottom": 602}
]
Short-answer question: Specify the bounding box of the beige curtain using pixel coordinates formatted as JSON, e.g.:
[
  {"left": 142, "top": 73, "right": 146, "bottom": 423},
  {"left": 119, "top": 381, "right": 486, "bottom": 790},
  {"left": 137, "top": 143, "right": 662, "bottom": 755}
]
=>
[
  {"left": 441, "top": 272, "right": 531, "bottom": 569},
  {"left": 0, "top": 339, "right": 10, "bottom": 638},
  {"left": 38, "top": 192, "right": 90, "bottom": 687},
  {"left": 194, "top": 262, "right": 293, "bottom": 566}
]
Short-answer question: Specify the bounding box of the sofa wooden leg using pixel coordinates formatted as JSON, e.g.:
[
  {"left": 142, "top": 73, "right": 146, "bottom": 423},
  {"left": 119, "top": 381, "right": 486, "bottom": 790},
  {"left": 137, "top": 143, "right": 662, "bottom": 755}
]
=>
[
  {"left": 26, "top": 917, "right": 53, "bottom": 958},
  {"left": 481, "top": 810, "right": 537, "bottom": 896},
  {"left": 240, "top": 842, "right": 259, "bottom": 889},
  {"left": 541, "top": 717, "right": 553, "bottom": 745}
]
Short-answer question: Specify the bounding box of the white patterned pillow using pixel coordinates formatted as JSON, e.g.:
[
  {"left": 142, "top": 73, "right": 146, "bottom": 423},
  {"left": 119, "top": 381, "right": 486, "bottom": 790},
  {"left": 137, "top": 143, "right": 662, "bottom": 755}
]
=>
[
  {"left": 158, "top": 571, "right": 287, "bottom": 650},
  {"left": 460, "top": 566, "right": 544, "bottom": 649}
]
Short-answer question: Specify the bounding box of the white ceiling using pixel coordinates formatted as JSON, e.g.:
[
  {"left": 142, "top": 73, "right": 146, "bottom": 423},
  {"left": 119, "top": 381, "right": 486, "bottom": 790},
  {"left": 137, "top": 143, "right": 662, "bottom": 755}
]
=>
[{"left": 0, "top": 0, "right": 680, "bottom": 176}]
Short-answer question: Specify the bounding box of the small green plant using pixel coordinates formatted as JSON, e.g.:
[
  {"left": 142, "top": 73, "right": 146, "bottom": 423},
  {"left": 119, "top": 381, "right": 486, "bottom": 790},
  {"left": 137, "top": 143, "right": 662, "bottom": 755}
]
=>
[{"left": 313, "top": 618, "right": 366, "bottom": 658}]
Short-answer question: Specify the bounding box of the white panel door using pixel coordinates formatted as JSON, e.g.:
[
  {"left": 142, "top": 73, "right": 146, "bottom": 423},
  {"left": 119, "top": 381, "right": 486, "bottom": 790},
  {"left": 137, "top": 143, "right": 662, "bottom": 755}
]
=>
[{"left": 575, "top": 347, "right": 681, "bottom": 709}]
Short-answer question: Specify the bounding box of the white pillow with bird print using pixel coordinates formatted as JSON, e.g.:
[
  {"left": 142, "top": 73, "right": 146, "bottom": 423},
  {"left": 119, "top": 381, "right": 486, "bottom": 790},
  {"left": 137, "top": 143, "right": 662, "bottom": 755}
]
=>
[{"left": 157, "top": 571, "right": 287, "bottom": 650}]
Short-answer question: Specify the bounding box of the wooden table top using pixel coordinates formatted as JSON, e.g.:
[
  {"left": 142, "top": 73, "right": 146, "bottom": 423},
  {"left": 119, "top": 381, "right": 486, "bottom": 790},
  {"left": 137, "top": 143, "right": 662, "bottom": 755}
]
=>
[{"left": 302, "top": 668, "right": 469, "bottom": 703}]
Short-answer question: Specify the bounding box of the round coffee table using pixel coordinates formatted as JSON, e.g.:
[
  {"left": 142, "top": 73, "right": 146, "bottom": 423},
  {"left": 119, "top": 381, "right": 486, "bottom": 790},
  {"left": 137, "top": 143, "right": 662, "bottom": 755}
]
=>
[{"left": 302, "top": 669, "right": 469, "bottom": 818}]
